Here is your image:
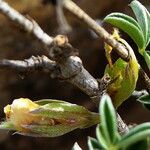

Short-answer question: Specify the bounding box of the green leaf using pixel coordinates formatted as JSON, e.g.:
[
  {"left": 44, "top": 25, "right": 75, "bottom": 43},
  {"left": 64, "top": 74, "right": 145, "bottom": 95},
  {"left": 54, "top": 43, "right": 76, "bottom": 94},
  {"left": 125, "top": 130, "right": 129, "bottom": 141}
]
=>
[
  {"left": 138, "top": 94, "right": 150, "bottom": 110},
  {"left": 138, "top": 94, "right": 150, "bottom": 104},
  {"left": 130, "top": 0, "right": 150, "bottom": 47},
  {"left": 117, "top": 123, "right": 150, "bottom": 149},
  {"left": 96, "top": 125, "right": 109, "bottom": 149},
  {"left": 100, "top": 94, "right": 118, "bottom": 144},
  {"left": 104, "top": 12, "right": 145, "bottom": 50},
  {"left": 138, "top": 95, "right": 150, "bottom": 110},
  {"left": 144, "top": 104, "right": 150, "bottom": 111},
  {"left": 126, "top": 139, "right": 148, "bottom": 150},
  {"left": 72, "top": 142, "right": 82, "bottom": 150},
  {"left": 143, "top": 51, "right": 150, "bottom": 70},
  {"left": 88, "top": 137, "right": 103, "bottom": 150}
]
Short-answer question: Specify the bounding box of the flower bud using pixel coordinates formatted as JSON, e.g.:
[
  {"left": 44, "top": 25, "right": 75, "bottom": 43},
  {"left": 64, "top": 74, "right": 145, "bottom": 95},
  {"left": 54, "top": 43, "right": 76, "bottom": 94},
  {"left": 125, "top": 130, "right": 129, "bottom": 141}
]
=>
[{"left": 0, "top": 98, "right": 100, "bottom": 137}]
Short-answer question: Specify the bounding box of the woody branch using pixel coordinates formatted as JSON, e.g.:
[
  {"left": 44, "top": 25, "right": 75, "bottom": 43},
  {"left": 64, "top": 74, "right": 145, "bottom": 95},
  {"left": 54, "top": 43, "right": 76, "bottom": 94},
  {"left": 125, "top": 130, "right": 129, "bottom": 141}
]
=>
[{"left": 0, "top": 0, "right": 137, "bottom": 134}]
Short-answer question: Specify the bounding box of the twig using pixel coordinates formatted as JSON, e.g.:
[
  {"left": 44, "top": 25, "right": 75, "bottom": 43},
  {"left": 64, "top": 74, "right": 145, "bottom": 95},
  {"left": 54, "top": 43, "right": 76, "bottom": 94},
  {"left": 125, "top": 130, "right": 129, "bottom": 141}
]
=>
[
  {"left": 0, "top": 0, "right": 129, "bottom": 133},
  {"left": 56, "top": 0, "right": 72, "bottom": 34},
  {"left": 50, "top": 35, "right": 129, "bottom": 134},
  {"left": 62, "top": 0, "right": 150, "bottom": 95},
  {"left": 139, "top": 67, "right": 150, "bottom": 94},
  {"left": 0, "top": 0, "right": 53, "bottom": 46},
  {"left": 0, "top": 55, "right": 60, "bottom": 78},
  {"left": 62, "top": 0, "right": 129, "bottom": 61},
  {"left": 117, "top": 113, "right": 129, "bottom": 135},
  {"left": 50, "top": 35, "right": 101, "bottom": 97}
]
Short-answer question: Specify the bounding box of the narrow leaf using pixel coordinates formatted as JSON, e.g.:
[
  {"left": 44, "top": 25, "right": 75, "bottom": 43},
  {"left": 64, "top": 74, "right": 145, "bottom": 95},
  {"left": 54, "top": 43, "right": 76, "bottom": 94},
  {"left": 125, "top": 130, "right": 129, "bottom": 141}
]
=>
[
  {"left": 32, "top": 100, "right": 100, "bottom": 129},
  {"left": 72, "top": 142, "right": 82, "bottom": 150},
  {"left": 138, "top": 94, "right": 150, "bottom": 104},
  {"left": 126, "top": 139, "right": 148, "bottom": 150},
  {"left": 144, "top": 104, "right": 150, "bottom": 111},
  {"left": 117, "top": 123, "right": 150, "bottom": 149},
  {"left": 88, "top": 137, "right": 103, "bottom": 150},
  {"left": 130, "top": 0, "right": 150, "bottom": 47},
  {"left": 96, "top": 125, "right": 109, "bottom": 149},
  {"left": 104, "top": 12, "right": 145, "bottom": 50},
  {"left": 121, "top": 123, "right": 150, "bottom": 140},
  {"left": 100, "top": 94, "right": 118, "bottom": 144},
  {"left": 138, "top": 94, "right": 150, "bottom": 111},
  {"left": 143, "top": 51, "right": 150, "bottom": 70}
]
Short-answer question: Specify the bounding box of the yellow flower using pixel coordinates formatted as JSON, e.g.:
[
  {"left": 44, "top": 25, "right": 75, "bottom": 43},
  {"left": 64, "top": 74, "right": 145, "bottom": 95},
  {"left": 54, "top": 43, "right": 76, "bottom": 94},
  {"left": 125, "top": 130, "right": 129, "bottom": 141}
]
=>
[
  {"left": 1, "top": 98, "right": 100, "bottom": 137},
  {"left": 4, "top": 98, "right": 40, "bottom": 131}
]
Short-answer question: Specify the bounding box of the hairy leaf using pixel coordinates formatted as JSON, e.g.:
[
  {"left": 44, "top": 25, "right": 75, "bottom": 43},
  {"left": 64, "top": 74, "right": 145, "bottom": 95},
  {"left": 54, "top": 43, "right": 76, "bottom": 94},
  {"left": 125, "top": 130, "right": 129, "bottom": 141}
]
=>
[
  {"left": 143, "top": 51, "right": 150, "bottom": 70},
  {"left": 126, "top": 139, "right": 148, "bottom": 150},
  {"left": 100, "top": 94, "right": 118, "bottom": 144},
  {"left": 144, "top": 104, "right": 150, "bottom": 111},
  {"left": 88, "top": 137, "right": 103, "bottom": 150},
  {"left": 117, "top": 123, "right": 150, "bottom": 149},
  {"left": 104, "top": 12, "right": 145, "bottom": 50},
  {"left": 138, "top": 94, "right": 150, "bottom": 104},
  {"left": 72, "top": 142, "right": 82, "bottom": 150},
  {"left": 96, "top": 125, "right": 109, "bottom": 149},
  {"left": 130, "top": 0, "right": 150, "bottom": 47},
  {"left": 138, "top": 94, "right": 150, "bottom": 111}
]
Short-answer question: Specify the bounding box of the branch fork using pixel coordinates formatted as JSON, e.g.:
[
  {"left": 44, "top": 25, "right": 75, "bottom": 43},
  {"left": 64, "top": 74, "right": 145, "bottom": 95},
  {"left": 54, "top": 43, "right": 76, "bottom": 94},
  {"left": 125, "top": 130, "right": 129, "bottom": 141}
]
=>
[{"left": 1, "top": 0, "right": 150, "bottom": 134}]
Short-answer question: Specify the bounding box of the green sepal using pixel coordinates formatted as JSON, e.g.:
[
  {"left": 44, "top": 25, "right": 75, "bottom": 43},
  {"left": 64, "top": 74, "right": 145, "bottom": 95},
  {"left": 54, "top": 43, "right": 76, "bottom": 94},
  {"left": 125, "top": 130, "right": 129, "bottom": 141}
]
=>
[
  {"left": 32, "top": 99, "right": 100, "bottom": 129},
  {"left": 105, "top": 57, "right": 138, "bottom": 108},
  {"left": 0, "top": 121, "right": 15, "bottom": 131}
]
